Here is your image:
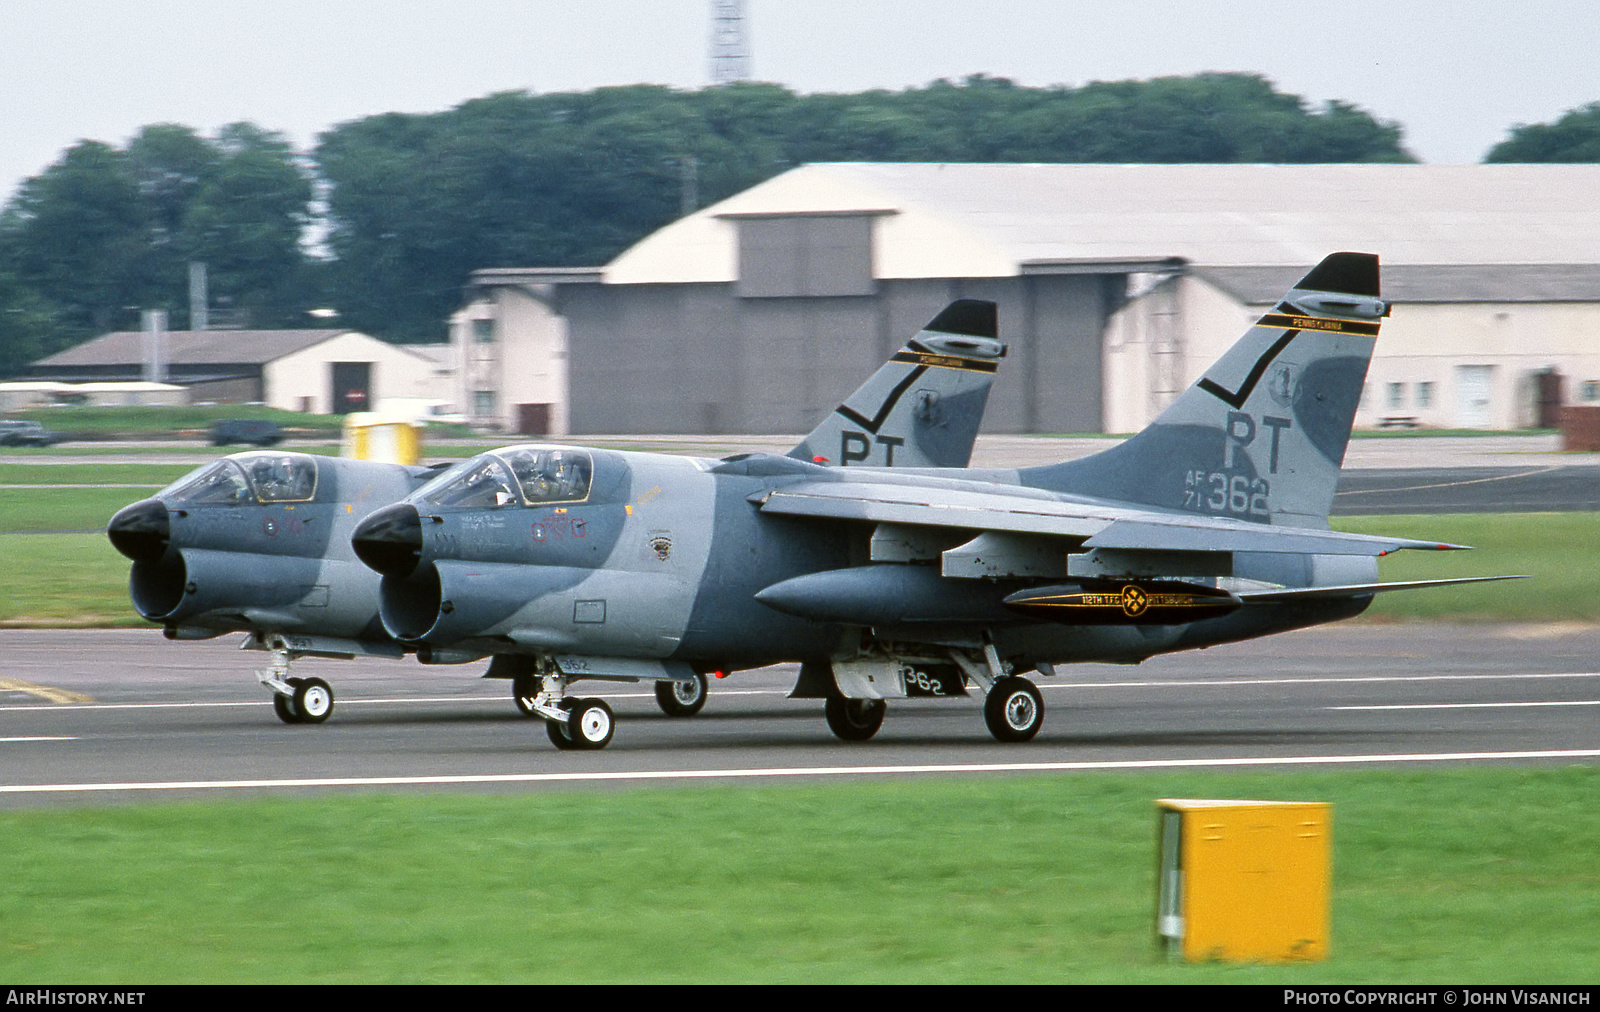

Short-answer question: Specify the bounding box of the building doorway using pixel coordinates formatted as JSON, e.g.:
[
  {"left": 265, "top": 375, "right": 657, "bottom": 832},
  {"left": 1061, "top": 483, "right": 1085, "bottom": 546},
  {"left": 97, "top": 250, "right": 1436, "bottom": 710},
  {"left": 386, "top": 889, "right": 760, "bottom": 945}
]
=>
[
  {"left": 1456, "top": 365, "right": 1493, "bottom": 429},
  {"left": 331, "top": 362, "right": 372, "bottom": 414}
]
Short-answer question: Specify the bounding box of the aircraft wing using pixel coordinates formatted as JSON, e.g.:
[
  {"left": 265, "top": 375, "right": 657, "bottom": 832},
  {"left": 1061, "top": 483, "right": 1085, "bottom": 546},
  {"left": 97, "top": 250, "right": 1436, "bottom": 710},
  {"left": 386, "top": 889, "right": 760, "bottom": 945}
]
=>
[{"left": 752, "top": 480, "right": 1467, "bottom": 557}]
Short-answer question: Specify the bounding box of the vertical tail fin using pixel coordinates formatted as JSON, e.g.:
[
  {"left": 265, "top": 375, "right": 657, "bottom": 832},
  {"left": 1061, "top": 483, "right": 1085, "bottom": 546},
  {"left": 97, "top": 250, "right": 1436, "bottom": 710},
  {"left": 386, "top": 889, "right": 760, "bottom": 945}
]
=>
[
  {"left": 788, "top": 300, "right": 1005, "bottom": 468},
  {"left": 1023, "top": 253, "right": 1386, "bottom": 528}
]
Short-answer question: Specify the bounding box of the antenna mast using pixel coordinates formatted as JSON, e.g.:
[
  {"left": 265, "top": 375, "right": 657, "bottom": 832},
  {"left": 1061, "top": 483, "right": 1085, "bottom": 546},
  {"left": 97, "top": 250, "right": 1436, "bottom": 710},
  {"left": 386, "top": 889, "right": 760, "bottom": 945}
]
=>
[{"left": 710, "top": 1, "right": 750, "bottom": 84}]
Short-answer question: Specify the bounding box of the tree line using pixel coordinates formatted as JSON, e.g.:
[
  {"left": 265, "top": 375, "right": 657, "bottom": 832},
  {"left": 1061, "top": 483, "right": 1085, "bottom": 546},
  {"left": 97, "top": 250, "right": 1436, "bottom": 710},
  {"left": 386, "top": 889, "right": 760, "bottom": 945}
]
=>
[{"left": 1, "top": 72, "right": 1595, "bottom": 376}]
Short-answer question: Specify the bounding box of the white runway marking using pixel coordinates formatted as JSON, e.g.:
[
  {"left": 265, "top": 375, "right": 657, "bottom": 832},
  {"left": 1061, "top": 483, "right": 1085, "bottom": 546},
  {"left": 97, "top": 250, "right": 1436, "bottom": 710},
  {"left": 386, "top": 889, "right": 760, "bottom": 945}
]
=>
[
  {"left": 0, "top": 689, "right": 783, "bottom": 713},
  {"left": 4, "top": 748, "right": 1599, "bottom": 795},
  {"left": 1332, "top": 700, "right": 1600, "bottom": 711},
  {"left": 1043, "top": 672, "right": 1600, "bottom": 690},
  {"left": 1, "top": 736, "right": 75, "bottom": 743}
]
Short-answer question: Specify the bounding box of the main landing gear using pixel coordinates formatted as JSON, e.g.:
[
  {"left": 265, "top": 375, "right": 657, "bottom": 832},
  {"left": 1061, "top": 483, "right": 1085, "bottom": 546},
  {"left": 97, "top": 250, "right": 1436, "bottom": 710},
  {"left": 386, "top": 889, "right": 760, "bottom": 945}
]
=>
[
  {"left": 982, "top": 676, "right": 1044, "bottom": 743},
  {"left": 824, "top": 696, "right": 886, "bottom": 741},
  {"left": 816, "top": 642, "right": 1045, "bottom": 744},
  {"left": 256, "top": 636, "right": 335, "bottom": 725}
]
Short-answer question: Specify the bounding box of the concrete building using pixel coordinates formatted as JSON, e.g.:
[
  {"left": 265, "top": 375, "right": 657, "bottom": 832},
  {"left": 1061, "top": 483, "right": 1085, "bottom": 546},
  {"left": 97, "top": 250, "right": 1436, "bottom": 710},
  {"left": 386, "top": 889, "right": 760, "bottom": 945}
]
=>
[
  {"left": 463, "top": 163, "right": 1600, "bottom": 435},
  {"left": 32, "top": 329, "right": 457, "bottom": 415}
]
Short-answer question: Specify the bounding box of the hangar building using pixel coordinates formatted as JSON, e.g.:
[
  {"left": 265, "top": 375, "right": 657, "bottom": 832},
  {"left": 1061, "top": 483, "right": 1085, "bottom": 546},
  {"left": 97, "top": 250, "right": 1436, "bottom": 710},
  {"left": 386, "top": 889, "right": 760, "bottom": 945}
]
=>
[{"left": 456, "top": 163, "right": 1600, "bottom": 435}]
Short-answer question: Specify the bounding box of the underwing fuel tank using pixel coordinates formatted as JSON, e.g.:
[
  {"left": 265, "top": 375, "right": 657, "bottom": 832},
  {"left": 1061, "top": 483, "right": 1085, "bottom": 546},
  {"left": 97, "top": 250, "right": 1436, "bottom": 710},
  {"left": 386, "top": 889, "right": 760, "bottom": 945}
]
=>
[
  {"left": 754, "top": 564, "right": 1021, "bottom": 626},
  {"left": 1001, "top": 580, "right": 1242, "bottom": 625}
]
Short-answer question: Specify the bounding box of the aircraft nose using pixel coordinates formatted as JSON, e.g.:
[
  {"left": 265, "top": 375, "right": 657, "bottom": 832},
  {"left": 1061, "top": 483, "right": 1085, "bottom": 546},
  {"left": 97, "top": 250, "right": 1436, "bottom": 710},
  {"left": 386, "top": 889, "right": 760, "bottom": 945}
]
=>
[
  {"left": 106, "top": 498, "right": 170, "bottom": 562},
  {"left": 352, "top": 502, "right": 424, "bottom": 578}
]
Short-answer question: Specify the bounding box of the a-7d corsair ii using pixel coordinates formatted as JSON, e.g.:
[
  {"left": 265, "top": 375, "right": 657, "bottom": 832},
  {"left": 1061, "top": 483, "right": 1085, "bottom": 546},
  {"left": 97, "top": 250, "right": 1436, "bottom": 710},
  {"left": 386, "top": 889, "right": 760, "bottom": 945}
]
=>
[
  {"left": 105, "top": 301, "right": 1006, "bottom": 723},
  {"left": 351, "top": 253, "right": 1517, "bottom": 750}
]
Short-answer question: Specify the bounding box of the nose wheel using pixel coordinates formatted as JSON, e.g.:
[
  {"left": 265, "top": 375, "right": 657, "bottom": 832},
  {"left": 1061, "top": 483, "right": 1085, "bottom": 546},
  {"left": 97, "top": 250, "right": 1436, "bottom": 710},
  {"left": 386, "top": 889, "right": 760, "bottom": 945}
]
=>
[
  {"left": 257, "top": 637, "right": 335, "bottom": 725},
  {"left": 271, "top": 676, "right": 335, "bottom": 725},
  {"left": 546, "top": 698, "right": 614, "bottom": 750}
]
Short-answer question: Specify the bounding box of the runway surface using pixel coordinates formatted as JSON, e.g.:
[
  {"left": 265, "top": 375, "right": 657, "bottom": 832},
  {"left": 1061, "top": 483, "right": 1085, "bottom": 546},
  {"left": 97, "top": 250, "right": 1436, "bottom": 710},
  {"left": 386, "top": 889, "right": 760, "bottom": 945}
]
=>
[{"left": 2, "top": 624, "right": 1596, "bottom": 807}]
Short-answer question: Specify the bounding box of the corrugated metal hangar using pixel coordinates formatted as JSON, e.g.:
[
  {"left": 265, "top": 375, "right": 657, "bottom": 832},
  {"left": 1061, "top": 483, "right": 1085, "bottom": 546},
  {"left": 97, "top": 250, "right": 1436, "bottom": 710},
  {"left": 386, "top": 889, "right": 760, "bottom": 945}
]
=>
[{"left": 456, "top": 163, "right": 1600, "bottom": 436}]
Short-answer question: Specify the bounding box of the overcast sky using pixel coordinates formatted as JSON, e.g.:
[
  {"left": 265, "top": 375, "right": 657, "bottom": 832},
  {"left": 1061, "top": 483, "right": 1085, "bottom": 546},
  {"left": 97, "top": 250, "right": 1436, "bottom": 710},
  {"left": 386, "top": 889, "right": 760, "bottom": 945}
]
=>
[{"left": 4, "top": 1, "right": 1600, "bottom": 202}]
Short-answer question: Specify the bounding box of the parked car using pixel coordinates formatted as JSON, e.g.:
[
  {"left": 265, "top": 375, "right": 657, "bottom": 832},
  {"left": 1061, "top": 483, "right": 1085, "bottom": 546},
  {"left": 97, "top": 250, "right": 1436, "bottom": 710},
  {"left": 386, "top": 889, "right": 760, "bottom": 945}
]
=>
[
  {"left": 209, "top": 419, "right": 284, "bottom": 447},
  {"left": 0, "top": 420, "right": 62, "bottom": 447}
]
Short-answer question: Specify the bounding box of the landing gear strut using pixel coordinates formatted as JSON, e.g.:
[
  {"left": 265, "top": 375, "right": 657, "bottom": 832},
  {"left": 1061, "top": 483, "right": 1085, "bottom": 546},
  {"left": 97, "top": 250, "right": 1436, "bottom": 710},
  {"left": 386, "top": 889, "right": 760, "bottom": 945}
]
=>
[
  {"left": 256, "top": 636, "right": 335, "bottom": 725},
  {"left": 515, "top": 668, "right": 616, "bottom": 750}
]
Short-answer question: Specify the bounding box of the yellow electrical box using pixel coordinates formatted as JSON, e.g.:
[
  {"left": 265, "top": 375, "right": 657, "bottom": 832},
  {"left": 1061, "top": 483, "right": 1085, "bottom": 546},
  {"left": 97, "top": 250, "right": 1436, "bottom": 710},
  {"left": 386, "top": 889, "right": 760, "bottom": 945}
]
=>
[
  {"left": 1156, "top": 799, "right": 1331, "bottom": 963},
  {"left": 342, "top": 412, "right": 422, "bottom": 465}
]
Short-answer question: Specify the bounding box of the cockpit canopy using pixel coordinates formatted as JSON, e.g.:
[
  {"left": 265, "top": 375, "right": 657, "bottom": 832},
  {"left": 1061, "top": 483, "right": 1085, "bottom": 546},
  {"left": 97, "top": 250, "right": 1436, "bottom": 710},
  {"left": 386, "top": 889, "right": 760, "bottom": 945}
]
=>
[
  {"left": 416, "top": 446, "right": 592, "bottom": 509},
  {"left": 163, "top": 452, "right": 319, "bottom": 505}
]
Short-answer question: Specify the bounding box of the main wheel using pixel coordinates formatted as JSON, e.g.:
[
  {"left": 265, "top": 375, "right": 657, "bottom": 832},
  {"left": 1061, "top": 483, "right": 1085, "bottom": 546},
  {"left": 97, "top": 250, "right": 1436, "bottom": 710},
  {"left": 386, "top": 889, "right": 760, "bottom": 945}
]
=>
[
  {"left": 655, "top": 674, "right": 708, "bottom": 716},
  {"left": 983, "top": 676, "right": 1043, "bottom": 742},
  {"left": 513, "top": 673, "right": 540, "bottom": 717},
  {"left": 293, "top": 677, "right": 334, "bottom": 724},
  {"left": 566, "top": 698, "right": 615, "bottom": 750},
  {"left": 272, "top": 693, "right": 300, "bottom": 724},
  {"left": 824, "top": 696, "right": 886, "bottom": 742}
]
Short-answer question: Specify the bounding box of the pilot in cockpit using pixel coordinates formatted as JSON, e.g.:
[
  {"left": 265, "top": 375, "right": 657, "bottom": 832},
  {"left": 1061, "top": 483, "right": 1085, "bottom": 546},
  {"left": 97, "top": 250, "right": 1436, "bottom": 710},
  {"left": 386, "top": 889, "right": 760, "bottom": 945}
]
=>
[{"left": 247, "top": 455, "right": 314, "bottom": 502}]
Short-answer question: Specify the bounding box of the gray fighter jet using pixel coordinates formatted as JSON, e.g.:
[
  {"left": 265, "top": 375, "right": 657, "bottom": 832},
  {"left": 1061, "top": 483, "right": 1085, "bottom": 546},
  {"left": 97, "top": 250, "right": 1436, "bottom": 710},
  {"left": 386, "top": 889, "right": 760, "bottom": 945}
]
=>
[
  {"left": 350, "top": 252, "right": 1518, "bottom": 749},
  {"left": 105, "top": 300, "right": 1006, "bottom": 723}
]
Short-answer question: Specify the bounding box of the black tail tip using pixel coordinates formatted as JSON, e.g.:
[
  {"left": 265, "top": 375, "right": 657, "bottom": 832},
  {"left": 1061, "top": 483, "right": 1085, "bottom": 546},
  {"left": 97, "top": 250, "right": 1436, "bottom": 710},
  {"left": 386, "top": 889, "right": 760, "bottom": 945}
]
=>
[
  {"left": 1296, "top": 252, "right": 1380, "bottom": 297},
  {"left": 925, "top": 299, "right": 997, "bottom": 338}
]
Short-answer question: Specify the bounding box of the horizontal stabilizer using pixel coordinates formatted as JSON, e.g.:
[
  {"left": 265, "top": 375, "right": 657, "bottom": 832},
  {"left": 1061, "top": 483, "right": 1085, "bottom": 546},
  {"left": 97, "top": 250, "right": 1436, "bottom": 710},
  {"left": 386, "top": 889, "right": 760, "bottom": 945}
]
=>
[{"left": 1239, "top": 575, "right": 1528, "bottom": 603}]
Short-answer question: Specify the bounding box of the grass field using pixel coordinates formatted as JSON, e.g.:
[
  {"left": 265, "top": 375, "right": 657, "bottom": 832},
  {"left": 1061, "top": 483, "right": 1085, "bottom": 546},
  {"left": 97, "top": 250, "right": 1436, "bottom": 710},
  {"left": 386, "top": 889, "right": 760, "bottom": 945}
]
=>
[
  {"left": 0, "top": 533, "right": 136, "bottom": 625},
  {"left": 0, "top": 463, "right": 199, "bottom": 486},
  {"left": 1338, "top": 512, "right": 1600, "bottom": 622},
  {"left": 0, "top": 767, "right": 1595, "bottom": 983}
]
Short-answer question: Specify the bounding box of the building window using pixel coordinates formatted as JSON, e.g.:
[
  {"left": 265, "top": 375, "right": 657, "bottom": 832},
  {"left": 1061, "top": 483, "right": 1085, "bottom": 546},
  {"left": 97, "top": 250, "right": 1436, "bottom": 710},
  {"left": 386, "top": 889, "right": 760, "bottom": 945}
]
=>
[
  {"left": 1387, "top": 382, "right": 1406, "bottom": 410},
  {"left": 474, "top": 390, "right": 497, "bottom": 419},
  {"left": 1416, "top": 381, "right": 1434, "bottom": 409},
  {"left": 473, "top": 318, "right": 495, "bottom": 343},
  {"left": 1583, "top": 381, "right": 1599, "bottom": 403}
]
